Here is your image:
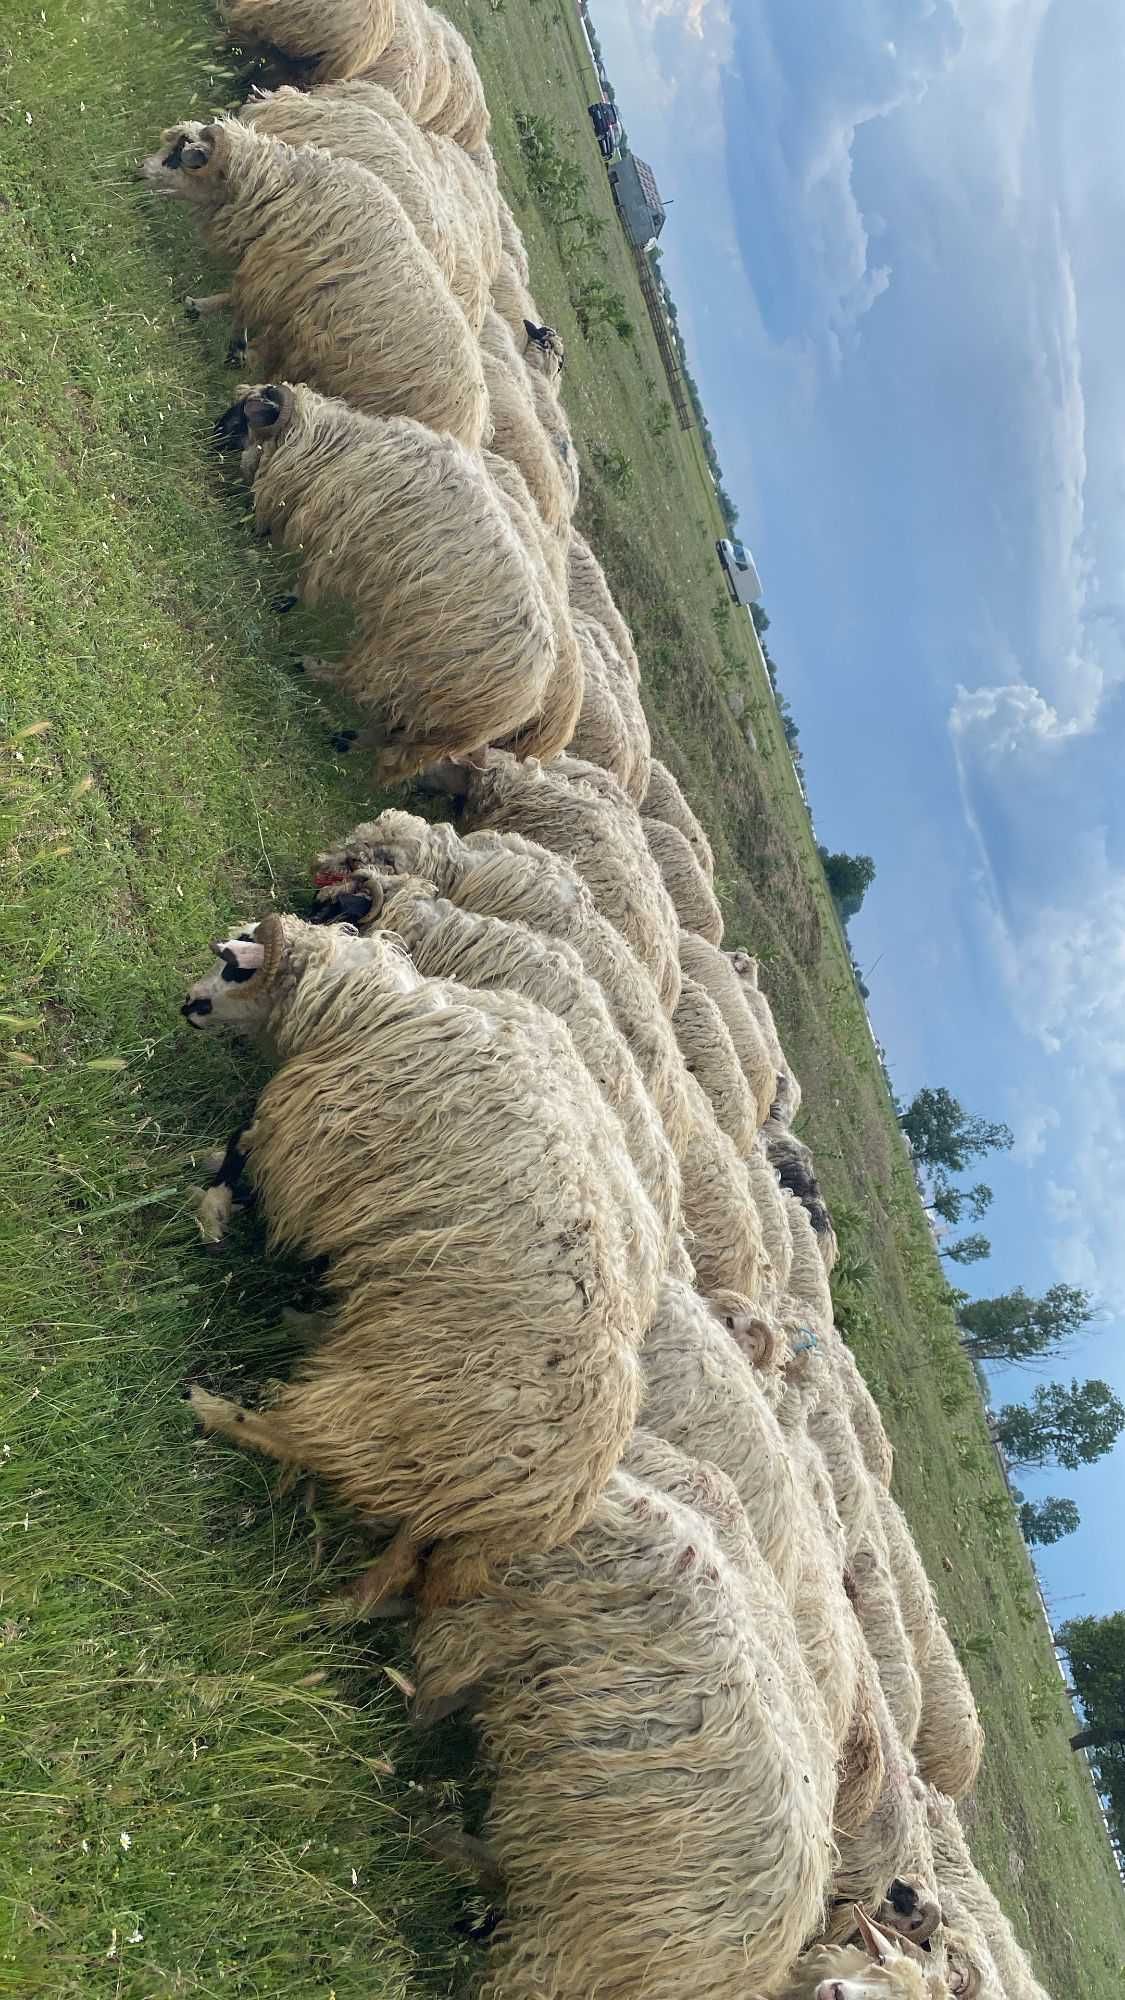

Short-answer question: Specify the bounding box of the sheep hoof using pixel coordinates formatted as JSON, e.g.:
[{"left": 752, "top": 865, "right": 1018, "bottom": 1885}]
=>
[
  {"left": 272, "top": 593, "right": 299, "bottom": 616},
  {"left": 193, "top": 1182, "right": 233, "bottom": 1246},
  {"left": 331, "top": 730, "right": 358, "bottom": 755},
  {"left": 184, "top": 296, "right": 202, "bottom": 322},
  {"left": 225, "top": 332, "right": 249, "bottom": 370}
]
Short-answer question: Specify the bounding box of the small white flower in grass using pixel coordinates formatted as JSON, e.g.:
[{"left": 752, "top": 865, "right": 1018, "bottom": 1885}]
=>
[
  {"left": 126, "top": 1927, "right": 144, "bottom": 1945},
  {"left": 119, "top": 1830, "right": 132, "bottom": 1851},
  {"left": 25, "top": 112, "right": 32, "bottom": 126},
  {"left": 350, "top": 1867, "right": 358, "bottom": 1887}
]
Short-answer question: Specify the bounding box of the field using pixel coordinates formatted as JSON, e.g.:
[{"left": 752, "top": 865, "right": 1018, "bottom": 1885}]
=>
[{"left": 1, "top": 0, "right": 1123, "bottom": 1993}]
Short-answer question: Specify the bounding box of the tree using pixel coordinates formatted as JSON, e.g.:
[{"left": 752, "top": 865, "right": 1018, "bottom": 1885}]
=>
[
  {"left": 818, "top": 849, "right": 876, "bottom": 922},
  {"left": 751, "top": 603, "right": 770, "bottom": 639},
  {"left": 959, "top": 1284, "right": 1095, "bottom": 1366},
  {"left": 993, "top": 1378, "right": 1125, "bottom": 1470},
  {"left": 1061, "top": 1613, "right": 1125, "bottom": 1769},
  {"left": 929, "top": 1177, "right": 993, "bottom": 1225},
  {"left": 1018, "top": 1496, "right": 1080, "bottom": 1545},
  {"left": 942, "top": 1234, "right": 991, "bottom": 1265},
  {"left": 899, "top": 1086, "right": 1013, "bottom": 1172}
]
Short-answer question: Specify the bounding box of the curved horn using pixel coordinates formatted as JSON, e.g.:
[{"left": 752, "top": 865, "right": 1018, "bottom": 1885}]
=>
[
  {"left": 853, "top": 1908, "right": 904, "bottom": 1965},
  {"left": 255, "top": 913, "right": 287, "bottom": 983}
]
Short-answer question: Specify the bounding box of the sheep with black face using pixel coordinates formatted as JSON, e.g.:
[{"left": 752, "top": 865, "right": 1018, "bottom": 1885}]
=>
[{"left": 180, "top": 911, "right": 661, "bottom": 1609}]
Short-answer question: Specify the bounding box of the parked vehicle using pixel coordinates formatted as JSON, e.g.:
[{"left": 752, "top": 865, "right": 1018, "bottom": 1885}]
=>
[
  {"left": 587, "top": 99, "right": 619, "bottom": 159},
  {"left": 716, "top": 536, "right": 762, "bottom": 607}
]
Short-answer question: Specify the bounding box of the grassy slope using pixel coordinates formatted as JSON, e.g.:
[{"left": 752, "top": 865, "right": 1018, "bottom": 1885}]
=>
[{"left": 0, "top": 0, "right": 1120, "bottom": 1992}]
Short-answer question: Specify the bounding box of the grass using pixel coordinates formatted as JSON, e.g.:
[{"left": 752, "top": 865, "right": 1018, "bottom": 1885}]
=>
[{"left": 0, "top": 0, "right": 1122, "bottom": 1992}]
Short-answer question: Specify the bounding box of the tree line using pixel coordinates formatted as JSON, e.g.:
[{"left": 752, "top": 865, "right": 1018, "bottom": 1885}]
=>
[{"left": 896, "top": 1083, "right": 1118, "bottom": 1550}]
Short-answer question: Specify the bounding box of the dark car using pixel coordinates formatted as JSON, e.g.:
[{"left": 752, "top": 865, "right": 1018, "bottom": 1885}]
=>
[{"left": 587, "top": 100, "right": 619, "bottom": 157}]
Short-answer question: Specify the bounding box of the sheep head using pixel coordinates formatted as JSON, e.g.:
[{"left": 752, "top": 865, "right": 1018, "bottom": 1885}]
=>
[
  {"left": 522, "top": 319, "right": 566, "bottom": 380},
  {"left": 877, "top": 1877, "right": 942, "bottom": 1948},
  {"left": 141, "top": 120, "right": 232, "bottom": 202},
  {"left": 212, "top": 383, "right": 296, "bottom": 468},
  {"left": 778, "top": 1909, "right": 944, "bottom": 2000},
  {"left": 708, "top": 1291, "right": 780, "bottom": 1373},
  {"left": 180, "top": 915, "right": 295, "bottom": 1036}
]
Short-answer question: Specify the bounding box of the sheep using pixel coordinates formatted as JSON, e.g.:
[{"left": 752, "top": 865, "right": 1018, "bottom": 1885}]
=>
[
  {"left": 364, "top": 878, "right": 682, "bottom": 1260},
  {"left": 489, "top": 250, "right": 567, "bottom": 381},
  {"left": 146, "top": 120, "right": 490, "bottom": 449},
  {"left": 432, "top": 131, "right": 503, "bottom": 279},
  {"left": 673, "top": 972, "right": 761, "bottom": 1160},
  {"left": 831, "top": 1336, "right": 895, "bottom": 1488},
  {"left": 847, "top": 1528, "right": 926, "bottom": 1752},
  {"left": 678, "top": 928, "right": 778, "bottom": 1125},
  {"left": 779, "top": 1908, "right": 949, "bottom": 2000},
  {"left": 925, "top": 1787, "right": 1053, "bottom": 2000},
  {"left": 643, "top": 757, "right": 716, "bottom": 879},
  {"left": 180, "top": 912, "right": 661, "bottom": 1606},
  {"left": 212, "top": 383, "right": 574, "bottom": 778},
  {"left": 308, "top": 807, "right": 766, "bottom": 1297},
  {"left": 829, "top": 1683, "right": 937, "bottom": 1948},
  {"left": 640, "top": 1277, "right": 878, "bottom": 1795},
  {"left": 355, "top": 0, "right": 428, "bottom": 115},
  {"left": 567, "top": 527, "right": 642, "bottom": 683},
  {"left": 913, "top": 1637, "right": 984, "bottom": 1805},
  {"left": 525, "top": 365, "right": 580, "bottom": 511},
  {"left": 427, "top": 12, "right": 490, "bottom": 150},
  {"left": 874, "top": 1492, "right": 984, "bottom": 1800},
  {"left": 436, "top": 749, "right": 683, "bottom": 1012},
  {"left": 726, "top": 947, "right": 802, "bottom": 1125},
  {"left": 784, "top": 1189, "right": 837, "bottom": 1327},
  {"left": 310, "top": 812, "right": 694, "bottom": 1154},
  {"left": 412, "top": 0, "right": 452, "bottom": 125},
  {"left": 480, "top": 309, "right": 572, "bottom": 536},
  {"left": 748, "top": 1138, "right": 794, "bottom": 1292},
  {"left": 224, "top": 0, "right": 395, "bottom": 84},
  {"left": 568, "top": 615, "right": 651, "bottom": 803},
  {"left": 643, "top": 813, "right": 725, "bottom": 945},
  {"left": 763, "top": 1122, "right": 839, "bottom": 1267},
  {"left": 237, "top": 82, "right": 490, "bottom": 330},
  {"left": 411, "top": 1461, "right": 836, "bottom": 2000},
  {"left": 495, "top": 190, "right": 531, "bottom": 286},
  {"left": 464, "top": 447, "right": 583, "bottom": 754}
]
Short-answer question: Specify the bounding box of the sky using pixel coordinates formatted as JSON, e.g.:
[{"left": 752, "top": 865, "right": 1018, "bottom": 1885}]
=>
[{"left": 591, "top": 0, "right": 1125, "bottom": 1621}]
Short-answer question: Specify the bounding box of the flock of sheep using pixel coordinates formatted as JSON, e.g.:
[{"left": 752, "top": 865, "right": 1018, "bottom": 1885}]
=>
[{"left": 134, "top": 3, "right": 1057, "bottom": 1997}]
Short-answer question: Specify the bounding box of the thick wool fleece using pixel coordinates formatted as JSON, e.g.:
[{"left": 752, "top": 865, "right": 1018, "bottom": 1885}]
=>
[
  {"left": 198, "top": 919, "right": 658, "bottom": 1579},
  {"left": 413, "top": 1467, "right": 835, "bottom": 2000},
  {"left": 242, "top": 386, "right": 564, "bottom": 776}
]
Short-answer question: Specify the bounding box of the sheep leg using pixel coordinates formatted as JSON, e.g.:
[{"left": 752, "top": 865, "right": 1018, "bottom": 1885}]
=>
[
  {"left": 347, "top": 1526, "right": 424, "bottom": 1618},
  {"left": 184, "top": 290, "right": 231, "bottom": 321},
  {"left": 194, "top": 1125, "right": 253, "bottom": 1246},
  {"left": 409, "top": 1805, "right": 504, "bottom": 1894},
  {"left": 226, "top": 326, "right": 251, "bottom": 370},
  {"left": 187, "top": 1385, "right": 303, "bottom": 1467}
]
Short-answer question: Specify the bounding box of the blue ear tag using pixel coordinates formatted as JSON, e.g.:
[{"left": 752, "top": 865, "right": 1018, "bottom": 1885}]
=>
[{"left": 790, "top": 1328, "right": 818, "bottom": 1356}]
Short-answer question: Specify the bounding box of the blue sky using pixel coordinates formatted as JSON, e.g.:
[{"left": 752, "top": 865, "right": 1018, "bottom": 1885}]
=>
[{"left": 592, "top": 0, "right": 1124, "bottom": 1620}]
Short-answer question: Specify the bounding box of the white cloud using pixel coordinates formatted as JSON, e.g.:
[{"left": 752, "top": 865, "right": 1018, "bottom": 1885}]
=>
[{"left": 1011, "top": 1103, "right": 1060, "bottom": 1165}]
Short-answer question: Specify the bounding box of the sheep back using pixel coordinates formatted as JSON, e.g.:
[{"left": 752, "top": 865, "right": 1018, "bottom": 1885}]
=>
[
  {"left": 643, "top": 813, "right": 725, "bottom": 944},
  {"left": 643, "top": 757, "right": 715, "bottom": 879}
]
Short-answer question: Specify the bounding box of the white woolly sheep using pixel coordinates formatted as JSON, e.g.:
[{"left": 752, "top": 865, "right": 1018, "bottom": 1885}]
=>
[
  {"left": 224, "top": 0, "right": 395, "bottom": 84},
  {"left": 355, "top": 0, "right": 428, "bottom": 115},
  {"left": 673, "top": 971, "right": 761, "bottom": 1159},
  {"left": 640, "top": 1277, "right": 881, "bottom": 1801},
  {"left": 525, "top": 364, "right": 581, "bottom": 511},
  {"left": 439, "top": 749, "right": 684, "bottom": 1012},
  {"left": 678, "top": 928, "right": 778, "bottom": 1125},
  {"left": 643, "top": 812, "right": 726, "bottom": 945},
  {"left": 831, "top": 1336, "right": 895, "bottom": 1488},
  {"left": 847, "top": 1527, "right": 926, "bottom": 1752},
  {"left": 925, "top": 1786, "right": 1053, "bottom": 2000},
  {"left": 180, "top": 912, "right": 661, "bottom": 1607},
  {"left": 569, "top": 615, "right": 650, "bottom": 802},
  {"left": 643, "top": 757, "right": 716, "bottom": 879},
  {"left": 726, "top": 946, "right": 803, "bottom": 1125},
  {"left": 567, "top": 527, "right": 642, "bottom": 683},
  {"left": 748, "top": 1137, "right": 794, "bottom": 1293},
  {"left": 213, "top": 383, "right": 575, "bottom": 778},
  {"left": 784, "top": 1188, "right": 837, "bottom": 1327},
  {"left": 426, "top": 12, "right": 490, "bottom": 149},
  {"left": 677, "top": 1072, "right": 768, "bottom": 1301},
  {"left": 829, "top": 1683, "right": 937, "bottom": 1949},
  {"left": 238, "top": 82, "right": 490, "bottom": 329},
  {"left": 495, "top": 188, "right": 531, "bottom": 285},
  {"left": 411, "top": 1461, "right": 835, "bottom": 2000},
  {"left": 780, "top": 1908, "right": 949, "bottom": 2000},
  {"left": 875, "top": 1492, "right": 984, "bottom": 1800},
  {"left": 144, "top": 118, "right": 489, "bottom": 448},
  {"left": 310, "top": 812, "right": 695, "bottom": 1155},
  {"left": 480, "top": 309, "right": 572, "bottom": 536},
  {"left": 363, "top": 877, "right": 682, "bottom": 1260}
]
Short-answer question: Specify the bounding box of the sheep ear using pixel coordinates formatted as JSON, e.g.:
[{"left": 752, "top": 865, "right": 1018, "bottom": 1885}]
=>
[
  {"left": 181, "top": 136, "right": 214, "bottom": 169},
  {"left": 523, "top": 319, "right": 544, "bottom": 342}
]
